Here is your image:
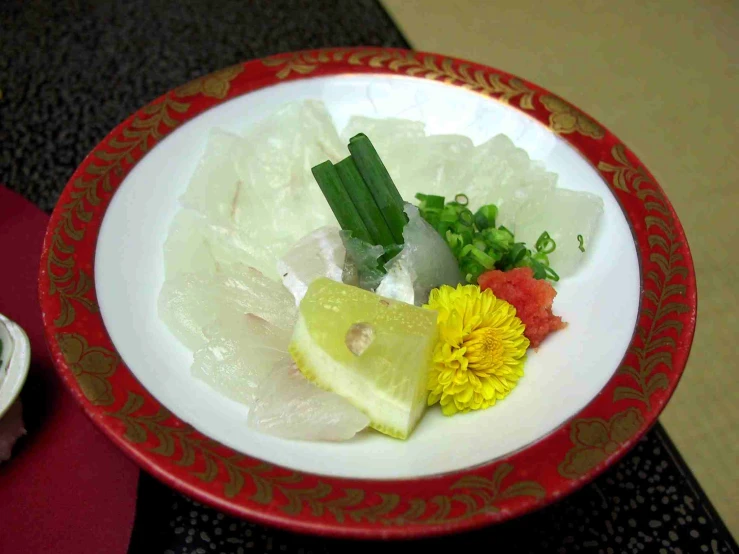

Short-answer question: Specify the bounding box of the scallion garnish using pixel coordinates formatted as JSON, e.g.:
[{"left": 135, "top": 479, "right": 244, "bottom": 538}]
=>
[
  {"left": 577, "top": 234, "right": 585, "bottom": 252},
  {"left": 416, "top": 193, "right": 565, "bottom": 283},
  {"left": 459, "top": 209, "right": 474, "bottom": 227},
  {"left": 415, "top": 193, "right": 445, "bottom": 211},
  {"left": 474, "top": 204, "right": 498, "bottom": 230},
  {"left": 311, "top": 134, "right": 407, "bottom": 265},
  {"left": 335, "top": 157, "right": 396, "bottom": 252},
  {"left": 535, "top": 231, "right": 556, "bottom": 254},
  {"left": 311, "top": 161, "right": 373, "bottom": 244},
  {"left": 347, "top": 133, "right": 408, "bottom": 244}
]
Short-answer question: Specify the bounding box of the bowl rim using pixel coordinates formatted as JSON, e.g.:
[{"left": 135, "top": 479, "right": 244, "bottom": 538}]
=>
[
  {"left": 37, "top": 47, "right": 697, "bottom": 539},
  {"left": 0, "top": 314, "right": 31, "bottom": 420}
]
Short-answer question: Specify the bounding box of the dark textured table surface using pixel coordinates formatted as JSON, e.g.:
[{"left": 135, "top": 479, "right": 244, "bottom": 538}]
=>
[{"left": 1, "top": 1, "right": 736, "bottom": 553}]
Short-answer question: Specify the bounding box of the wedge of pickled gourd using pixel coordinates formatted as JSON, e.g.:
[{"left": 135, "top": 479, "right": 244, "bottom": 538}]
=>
[{"left": 289, "top": 278, "right": 439, "bottom": 440}]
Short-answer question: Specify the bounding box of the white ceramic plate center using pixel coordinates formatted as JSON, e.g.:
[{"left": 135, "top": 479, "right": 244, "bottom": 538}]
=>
[{"left": 95, "top": 75, "right": 640, "bottom": 480}]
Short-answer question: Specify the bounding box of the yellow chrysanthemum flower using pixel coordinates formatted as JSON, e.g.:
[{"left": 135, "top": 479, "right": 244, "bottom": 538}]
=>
[{"left": 423, "top": 284, "right": 530, "bottom": 416}]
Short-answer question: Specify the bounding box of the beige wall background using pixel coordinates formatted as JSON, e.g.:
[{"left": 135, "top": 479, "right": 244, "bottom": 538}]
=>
[{"left": 382, "top": 0, "right": 738, "bottom": 537}]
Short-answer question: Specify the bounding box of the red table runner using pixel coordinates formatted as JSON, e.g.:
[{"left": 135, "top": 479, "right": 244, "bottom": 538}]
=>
[{"left": 0, "top": 186, "right": 139, "bottom": 553}]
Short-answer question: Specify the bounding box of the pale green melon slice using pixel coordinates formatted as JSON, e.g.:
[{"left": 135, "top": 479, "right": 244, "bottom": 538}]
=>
[{"left": 289, "top": 278, "right": 438, "bottom": 440}]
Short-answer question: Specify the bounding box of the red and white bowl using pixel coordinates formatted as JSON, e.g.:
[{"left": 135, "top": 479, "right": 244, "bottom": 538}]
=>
[{"left": 39, "top": 48, "right": 696, "bottom": 539}]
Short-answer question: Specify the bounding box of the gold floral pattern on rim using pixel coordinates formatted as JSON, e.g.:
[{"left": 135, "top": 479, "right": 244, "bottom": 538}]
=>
[
  {"left": 540, "top": 95, "right": 605, "bottom": 138},
  {"left": 58, "top": 333, "right": 120, "bottom": 406},
  {"left": 599, "top": 144, "right": 690, "bottom": 409},
  {"left": 558, "top": 408, "right": 644, "bottom": 479},
  {"left": 262, "top": 50, "right": 349, "bottom": 80},
  {"left": 262, "top": 50, "right": 537, "bottom": 110},
  {"left": 111, "top": 392, "right": 544, "bottom": 524},
  {"left": 46, "top": 96, "right": 189, "bottom": 328},
  {"left": 175, "top": 64, "right": 244, "bottom": 99}
]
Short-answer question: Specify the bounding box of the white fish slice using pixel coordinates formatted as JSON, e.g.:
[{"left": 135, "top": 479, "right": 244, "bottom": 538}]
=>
[
  {"left": 443, "top": 134, "right": 558, "bottom": 227},
  {"left": 513, "top": 188, "right": 604, "bottom": 278},
  {"left": 277, "top": 226, "right": 346, "bottom": 305},
  {"left": 158, "top": 264, "right": 297, "bottom": 351},
  {"left": 248, "top": 357, "right": 370, "bottom": 442},
  {"left": 192, "top": 314, "right": 293, "bottom": 407},
  {"left": 376, "top": 204, "right": 463, "bottom": 306}
]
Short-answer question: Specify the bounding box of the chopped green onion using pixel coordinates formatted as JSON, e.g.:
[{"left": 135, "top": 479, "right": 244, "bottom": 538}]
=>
[
  {"left": 469, "top": 247, "right": 497, "bottom": 269},
  {"left": 545, "top": 266, "right": 560, "bottom": 281},
  {"left": 526, "top": 259, "right": 549, "bottom": 280},
  {"left": 348, "top": 133, "right": 408, "bottom": 244},
  {"left": 473, "top": 239, "right": 488, "bottom": 253},
  {"left": 535, "top": 231, "right": 556, "bottom": 254},
  {"left": 311, "top": 161, "right": 373, "bottom": 244},
  {"left": 460, "top": 258, "right": 485, "bottom": 283},
  {"left": 335, "top": 156, "right": 396, "bottom": 251},
  {"left": 531, "top": 251, "right": 550, "bottom": 266},
  {"left": 498, "top": 226, "right": 515, "bottom": 239},
  {"left": 577, "top": 234, "right": 585, "bottom": 252},
  {"left": 415, "top": 191, "right": 566, "bottom": 283},
  {"left": 445, "top": 230, "right": 466, "bottom": 255},
  {"left": 510, "top": 243, "right": 529, "bottom": 266},
  {"left": 456, "top": 226, "right": 475, "bottom": 247},
  {"left": 415, "top": 193, "right": 445, "bottom": 211},
  {"left": 474, "top": 204, "right": 498, "bottom": 230},
  {"left": 440, "top": 208, "right": 459, "bottom": 224},
  {"left": 481, "top": 227, "right": 514, "bottom": 251},
  {"left": 459, "top": 209, "right": 474, "bottom": 227}
]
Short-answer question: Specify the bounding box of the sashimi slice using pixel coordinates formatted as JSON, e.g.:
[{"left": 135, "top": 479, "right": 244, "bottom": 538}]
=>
[
  {"left": 162, "top": 209, "right": 218, "bottom": 279},
  {"left": 192, "top": 314, "right": 293, "bottom": 406},
  {"left": 277, "top": 226, "right": 346, "bottom": 305},
  {"left": 177, "top": 101, "right": 347, "bottom": 281},
  {"left": 443, "top": 134, "right": 558, "bottom": 226},
  {"left": 163, "top": 206, "right": 297, "bottom": 283},
  {"left": 513, "top": 188, "right": 604, "bottom": 278},
  {"left": 340, "top": 116, "right": 426, "bottom": 160},
  {"left": 158, "top": 265, "right": 297, "bottom": 350},
  {"left": 230, "top": 100, "right": 344, "bottom": 242},
  {"left": 179, "top": 128, "right": 249, "bottom": 224},
  {"left": 247, "top": 357, "right": 370, "bottom": 442},
  {"left": 383, "top": 134, "right": 474, "bottom": 202},
  {"left": 376, "top": 204, "right": 462, "bottom": 305}
]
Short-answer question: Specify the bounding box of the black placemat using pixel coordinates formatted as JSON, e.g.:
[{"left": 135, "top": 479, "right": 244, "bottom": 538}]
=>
[
  {"left": 2, "top": 1, "right": 736, "bottom": 553},
  {"left": 0, "top": 0, "right": 407, "bottom": 211}
]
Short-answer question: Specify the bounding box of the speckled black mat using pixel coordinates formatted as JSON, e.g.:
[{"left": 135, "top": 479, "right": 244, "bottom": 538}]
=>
[
  {"left": 0, "top": 0, "right": 408, "bottom": 211},
  {"left": 1, "top": 1, "right": 736, "bottom": 553}
]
